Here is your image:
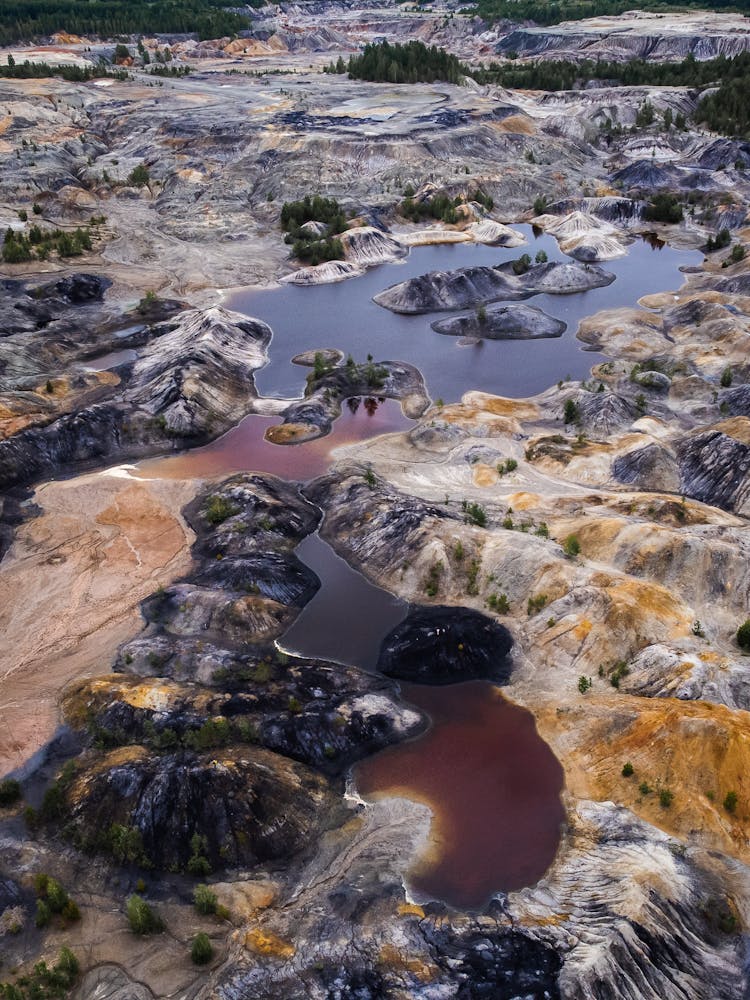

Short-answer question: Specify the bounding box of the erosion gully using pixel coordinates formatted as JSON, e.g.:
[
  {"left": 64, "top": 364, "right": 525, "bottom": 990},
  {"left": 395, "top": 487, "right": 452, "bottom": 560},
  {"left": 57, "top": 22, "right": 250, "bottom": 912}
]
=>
[{"left": 137, "top": 228, "right": 699, "bottom": 909}]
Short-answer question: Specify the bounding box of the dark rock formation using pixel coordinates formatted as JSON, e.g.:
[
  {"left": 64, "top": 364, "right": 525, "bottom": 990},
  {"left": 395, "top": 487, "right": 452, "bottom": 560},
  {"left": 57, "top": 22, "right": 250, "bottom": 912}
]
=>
[
  {"left": 373, "top": 261, "right": 614, "bottom": 315},
  {"left": 0, "top": 272, "right": 110, "bottom": 338},
  {"left": 0, "top": 308, "right": 273, "bottom": 488},
  {"left": 62, "top": 745, "right": 339, "bottom": 871},
  {"left": 0, "top": 403, "right": 123, "bottom": 489},
  {"left": 431, "top": 303, "right": 566, "bottom": 340},
  {"left": 676, "top": 430, "right": 750, "bottom": 512},
  {"left": 272, "top": 357, "right": 429, "bottom": 441},
  {"left": 613, "top": 443, "right": 680, "bottom": 493},
  {"left": 719, "top": 385, "right": 750, "bottom": 416},
  {"left": 68, "top": 655, "right": 423, "bottom": 775},
  {"left": 377, "top": 606, "right": 513, "bottom": 685},
  {"left": 611, "top": 160, "right": 681, "bottom": 191}
]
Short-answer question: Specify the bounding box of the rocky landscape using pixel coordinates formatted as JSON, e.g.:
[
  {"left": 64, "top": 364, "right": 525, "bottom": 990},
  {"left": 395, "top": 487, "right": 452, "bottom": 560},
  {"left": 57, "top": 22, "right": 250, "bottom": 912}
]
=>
[{"left": 2, "top": 2, "right": 750, "bottom": 999}]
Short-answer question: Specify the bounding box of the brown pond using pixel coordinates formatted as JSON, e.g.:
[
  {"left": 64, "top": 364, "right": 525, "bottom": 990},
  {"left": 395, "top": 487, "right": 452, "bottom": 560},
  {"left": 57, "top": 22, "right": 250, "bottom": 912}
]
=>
[
  {"left": 354, "top": 681, "right": 565, "bottom": 910},
  {"left": 137, "top": 396, "right": 410, "bottom": 482}
]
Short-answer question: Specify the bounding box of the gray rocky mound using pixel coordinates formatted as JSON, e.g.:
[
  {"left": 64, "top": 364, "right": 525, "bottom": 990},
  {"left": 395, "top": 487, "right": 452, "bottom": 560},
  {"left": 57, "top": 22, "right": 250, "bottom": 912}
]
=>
[
  {"left": 373, "top": 260, "right": 614, "bottom": 314},
  {"left": 431, "top": 303, "right": 566, "bottom": 340}
]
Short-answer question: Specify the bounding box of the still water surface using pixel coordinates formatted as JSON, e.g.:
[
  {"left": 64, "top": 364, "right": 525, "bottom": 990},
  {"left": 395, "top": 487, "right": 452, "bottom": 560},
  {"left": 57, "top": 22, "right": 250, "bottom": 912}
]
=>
[
  {"left": 227, "top": 225, "right": 701, "bottom": 404},
  {"left": 140, "top": 230, "right": 692, "bottom": 906}
]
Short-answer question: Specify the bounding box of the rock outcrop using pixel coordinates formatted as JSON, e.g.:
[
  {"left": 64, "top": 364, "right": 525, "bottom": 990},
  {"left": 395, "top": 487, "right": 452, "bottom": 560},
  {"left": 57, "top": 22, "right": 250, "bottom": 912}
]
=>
[
  {"left": 373, "top": 261, "right": 614, "bottom": 314},
  {"left": 431, "top": 302, "right": 566, "bottom": 339},
  {"left": 0, "top": 307, "right": 272, "bottom": 487},
  {"left": 377, "top": 605, "right": 513, "bottom": 684}
]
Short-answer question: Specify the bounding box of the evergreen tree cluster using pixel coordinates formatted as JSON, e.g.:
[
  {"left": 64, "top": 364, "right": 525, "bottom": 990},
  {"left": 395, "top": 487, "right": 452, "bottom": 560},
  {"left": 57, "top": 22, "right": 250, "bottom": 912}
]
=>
[
  {"left": 3, "top": 223, "right": 95, "bottom": 263},
  {"left": 280, "top": 195, "right": 348, "bottom": 266},
  {"left": 470, "top": 50, "right": 750, "bottom": 137},
  {"left": 0, "top": 54, "right": 127, "bottom": 81},
  {"left": 642, "top": 193, "right": 684, "bottom": 223},
  {"left": 471, "top": 51, "right": 750, "bottom": 94},
  {"left": 400, "top": 189, "right": 463, "bottom": 224},
  {"left": 0, "top": 0, "right": 257, "bottom": 47},
  {"left": 345, "top": 40, "right": 465, "bottom": 85},
  {"left": 475, "top": 0, "right": 750, "bottom": 28}
]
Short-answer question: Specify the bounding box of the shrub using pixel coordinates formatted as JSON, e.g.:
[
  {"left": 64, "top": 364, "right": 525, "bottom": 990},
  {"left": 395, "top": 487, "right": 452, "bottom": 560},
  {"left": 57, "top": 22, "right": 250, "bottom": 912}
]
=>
[
  {"left": 563, "top": 398, "right": 579, "bottom": 424},
  {"left": 0, "top": 779, "right": 21, "bottom": 806},
  {"left": 204, "top": 494, "right": 239, "bottom": 526},
  {"left": 128, "top": 163, "right": 150, "bottom": 187},
  {"left": 720, "top": 366, "right": 733, "bottom": 388},
  {"left": 486, "top": 592, "right": 510, "bottom": 614},
  {"left": 724, "top": 790, "right": 738, "bottom": 814},
  {"left": 527, "top": 593, "right": 548, "bottom": 615},
  {"left": 659, "top": 788, "right": 674, "bottom": 808},
  {"left": 35, "top": 898, "right": 51, "bottom": 928},
  {"left": 737, "top": 620, "right": 750, "bottom": 650},
  {"left": 463, "top": 501, "right": 487, "bottom": 527},
  {"left": 191, "top": 931, "right": 213, "bottom": 965},
  {"left": 563, "top": 534, "right": 580, "bottom": 558},
  {"left": 577, "top": 675, "right": 592, "bottom": 694},
  {"left": 194, "top": 884, "right": 217, "bottom": 915},
  {"left": 622, "top": 762, "right": 634, "bottom": 777},
  {"left": 126, "top": 894, "right": 163, "bottom": 934},
  {"left": 46, "top": 878, "right": 69, "bottom": 914},
  {"left": 639, "top": 781, "right": 651, "bottom": 796}
]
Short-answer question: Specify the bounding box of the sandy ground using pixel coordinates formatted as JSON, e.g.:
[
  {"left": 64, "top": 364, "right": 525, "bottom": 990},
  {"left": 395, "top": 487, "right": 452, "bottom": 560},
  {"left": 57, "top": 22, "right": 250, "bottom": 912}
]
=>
[{"left": 0, "top": 468, "right": 197, "bottom": 775}]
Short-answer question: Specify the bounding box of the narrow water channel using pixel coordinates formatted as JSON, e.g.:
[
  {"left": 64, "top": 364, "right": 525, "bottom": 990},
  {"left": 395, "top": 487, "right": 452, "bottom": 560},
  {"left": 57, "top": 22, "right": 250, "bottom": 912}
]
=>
[
  {"left": 132, "top": 230, "right": 689, "bottom": 908},
  {"left": 138, "top": 397, "right": 411, "bottom": 482}
]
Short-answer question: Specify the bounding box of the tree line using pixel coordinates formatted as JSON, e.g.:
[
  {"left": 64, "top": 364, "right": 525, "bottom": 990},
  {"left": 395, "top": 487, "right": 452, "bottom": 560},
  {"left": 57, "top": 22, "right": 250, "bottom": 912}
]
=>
[
  {"left": 0, "top": 0, "right": 258, "bottom": 46},
  {"left": 336, "top": 41, "right": 750, "bottom": 137},
  {"left": 0, "top": 53, "right": 127, "bottom": 80},
  {"left": 475, "top": 0, "right": 750, "bottom": 28},
  {"left": 339, "top": 39, "right": 465, "bottom": 85}
]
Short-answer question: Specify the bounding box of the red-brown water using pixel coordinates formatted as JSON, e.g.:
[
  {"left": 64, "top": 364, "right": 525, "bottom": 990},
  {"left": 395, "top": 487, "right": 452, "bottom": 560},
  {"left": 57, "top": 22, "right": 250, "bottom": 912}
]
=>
[
  {"left": 137, "top": 397, "right": 410, "bottom": 482},
  {"left": 355, "top": 681, "right": 565, "bottom": 910}
]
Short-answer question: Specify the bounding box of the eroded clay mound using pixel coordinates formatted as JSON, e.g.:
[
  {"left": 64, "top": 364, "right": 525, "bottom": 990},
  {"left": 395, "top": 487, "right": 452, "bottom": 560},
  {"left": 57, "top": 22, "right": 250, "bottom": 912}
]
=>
[
  {"left": 377, "top": 605, "right": 513, "bottom": 685},
  {"left": 431, "top": 303, "right": 566, "bottom": 340}
]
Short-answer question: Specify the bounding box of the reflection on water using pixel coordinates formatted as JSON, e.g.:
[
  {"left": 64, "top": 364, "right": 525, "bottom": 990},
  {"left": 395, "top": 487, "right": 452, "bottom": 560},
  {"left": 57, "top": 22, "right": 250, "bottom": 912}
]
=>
[
  {"left": 80, "top": 348, "right": 138, "bottom": 371},
  {"left": 355, "top": 681, "right": 566, "bottom": 909},
  {"left": 279, "top": 532, "right": 407, "bottom": 671},
  {"left": 137, "top": 397, "right": 411, "bottom": 482},
  {"left": 226, "top": 224, "right": 702, "bottom": 404}
]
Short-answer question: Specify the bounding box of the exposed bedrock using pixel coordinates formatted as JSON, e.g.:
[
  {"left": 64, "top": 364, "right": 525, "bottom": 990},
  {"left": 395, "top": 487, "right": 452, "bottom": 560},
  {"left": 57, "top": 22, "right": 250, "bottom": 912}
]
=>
[
  {"left": 431, "top": 302, "right": 566, "bottom": 340},
  {"left": 142, "top": 473, "right": 323, "bottom": 644},
  {"left": 373, "top": 260, "right": 614, "bottom": 314},
  {"left": 676, "top": 429, "right": 750, "bottom": 514},
  {"left": 40, "top": 472, "right": 424, "bottom": 874},
  {"left": 59, "top": 744, "right": 340, "bottom": 872},
  {"left": 496, "top": 11, "right": 750, "bottom": 62},
  {"left": 377, "top": 605, "right": 513, "bottom": 685},
  {"left": 612, "top": 442, "right": 681, "bottom": 494},
  {"left": 0, "top": 307, "right": 272, "bottom": 488},
  {"left": 212, "top": 794, "right": 745, "bottom": 1000},
  {"left": 0, "top": 272, "right": 111, "bottom": 340},
  {"left": 66, "top": 662, "right": 423, "bottom": 776},
  {"left": 123, "top": 307, "right": 272, "bottom": 436},
  {"left": 267, "top": 356, "right": 430, "bottom": 444}
]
